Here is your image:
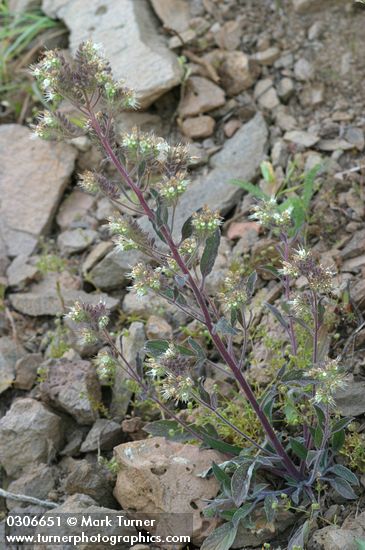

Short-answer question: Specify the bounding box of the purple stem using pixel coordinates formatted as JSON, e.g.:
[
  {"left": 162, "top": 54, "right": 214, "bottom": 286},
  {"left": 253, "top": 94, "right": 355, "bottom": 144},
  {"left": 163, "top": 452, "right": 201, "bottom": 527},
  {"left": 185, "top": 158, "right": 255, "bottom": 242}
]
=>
[{"left": 90, "top": 113, "right": 303, "bottom": 482}]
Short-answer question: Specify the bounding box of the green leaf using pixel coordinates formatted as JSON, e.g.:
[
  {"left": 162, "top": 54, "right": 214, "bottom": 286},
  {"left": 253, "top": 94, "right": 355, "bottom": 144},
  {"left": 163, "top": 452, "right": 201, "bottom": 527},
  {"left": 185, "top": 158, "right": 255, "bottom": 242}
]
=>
[
  {"left": 200, "top": 432, "right": 242, "bottom": 455},
  {"left": 302, "top": 163, "right": 321, "bottom": 209},
  {"left": 290, "top": 438, "right": 308, "bottom": 460},
  {"left": 355, "top": 539, "right": 365, "bottom": 550},
  {"left": 265, "top": 302, "right": 288, "bottom": 330},
  {"left": 212, "top": 462, "right": 231, "bottom": 495},
  {"left": 201, "top": 522, "right": 238, "bottom": 550},
  {"left": 329, "top": 477, "right": 357, "bottom": 500},
  {"left": 264, "top": 494, "right": 278, "bottom": 523},
  {"left": 332, "top": 429, "right": 345, "bottom": 452},
  {"left": 143, "top": 419, "right": 194, "bottom": 442},
  {"left": 260, "top": 161, "right": 276, "bottom": 184},
  {"left": 200, "top": 229, "right": 221, "bottom": 278},
  {"left": 214, "top": 317, "right": 239, "bottom": 336},
  {"left": 181, "top": 214, "right": 193, "bottom": 241},
  {"left": 314, "top": 425, "right": 324, "bottom": 449},
  {"left": 246, "top": 271, "right": 257, "bottom": 297},
  {"left": 232, "top": 503, "right": 255, "bottom": 528},
  {"left": 327, "top": 465, "right": 359, "bottom": 486},
  {"left": 288, "top": 520, "right": 310, "bottom": 550},
  {"left": 230, "top": 179, "right": 270, "bottom": 200},
  {"left": 144, "top": 339, "right": 170, "bottom": 357},
  {"left": 331, "top": 417, "right": 353, "bottom": 434},
  {"left": 231, "top": 462, "right": 255, "bottom": 507}
]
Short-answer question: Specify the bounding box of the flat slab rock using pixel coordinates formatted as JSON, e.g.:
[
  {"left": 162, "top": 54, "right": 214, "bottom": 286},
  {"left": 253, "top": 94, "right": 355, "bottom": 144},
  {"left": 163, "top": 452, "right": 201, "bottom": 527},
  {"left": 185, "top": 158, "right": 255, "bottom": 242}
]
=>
[
  {"left": 0, "top": 125, "right": 76, "bottom": 257},
  {"left": 114, "top": 436, "right": 224, "bottom": 544},
  {"left": 9, "top": 272, "right": 118, "bottom": 316},
  {"left": 42, "top": 0, "right": 182, "bottom": 108},
  {"left": 172, "top": 112, "right": 268, "bottom": 238}
]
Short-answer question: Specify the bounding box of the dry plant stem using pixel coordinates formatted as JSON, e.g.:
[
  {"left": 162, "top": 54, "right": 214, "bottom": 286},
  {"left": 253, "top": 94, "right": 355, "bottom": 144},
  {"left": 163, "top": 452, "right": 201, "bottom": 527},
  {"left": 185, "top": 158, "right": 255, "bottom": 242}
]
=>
[
  {"left": 90, "top": 111, "right": 303, "bottom": 482},
  {"left": 0, "top": 487, "right": 57, "bottom": 509}
]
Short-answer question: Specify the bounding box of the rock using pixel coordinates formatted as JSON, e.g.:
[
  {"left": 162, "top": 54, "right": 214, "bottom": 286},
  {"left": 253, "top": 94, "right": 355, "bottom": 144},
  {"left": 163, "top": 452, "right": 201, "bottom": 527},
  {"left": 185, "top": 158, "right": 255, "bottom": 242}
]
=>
[
  {"left": 178, "top": 76, "right": 225, "bottom": 117},
  {"left": 6, "top": 255, "right": 39, "bottom": 289},
  {"left": 14, "top": 352, "right": 42, "bottom": 390},
  {"left": 80, "top": 419, "right": 123, "bottom": 453},
  {"left": 40, "top": 358, "right": 102, "bottom": 425},
  {"left": 34, "top": 493, "right": 135, "bottom": 549},
  {"left": 9, "top": 272, "right": 118, "bottom": 316},
  {"left": 317, "top": 138, "right": 353, "bottom": 152},
  {"left": 114, "top": 437, "right": 223, "bottom": 543},
  {"left": 257, "top": 86, "right": 280, "bottom": 110},
  {"left": 60, "top": 427, "right": 85, "bottom": 457},
  {"left": 335, "top": 378, "right": 365, "bottom": 416},
  {"left": 169, "top": 28, "right": 196, "bottom": 49},
  {"left": 150, "top": 0, "right": 190, "bottom": 32},
  {"left": 275, "top": 108, "right": 298, "bottom": 132},
  {"left": 215, "top": 20, "right": 241, "bottom": 51},
  {"left": 254, "top": 46, "right": 280, "bottom": 66},
  {"left": 277, "top": 77, "right": 295, "bottom": 102},
  {"left": 232, "top": 507, "right": 295, "bottom": 548},
  {"left": 224, "top": 119, "right": 241, "bottom": 138},
  {"left": 0, "top": 336, "right": 25, "bottom": 394},
  {"left": 311, "top": 512, "right": 365, "bottom": 550},
  {"left": 82, "top": 241, "right": 114, "bottom": 275},
  {"left": 89, "top": 248, "right": 145, "bottom": 291},
  {"left": 6, "top": 465, "right": 56, "bottom": 510},
  {"left": 230, "top": 222, "right": 260, "bottom": 253},
  {"left": 9, "top": 0, "right": 41, "bottom": 13},
  {"left": 300, "top": 83, "right": 324, "bottom": 106},
  {"left": 271, "top": 139, "right": 289, "bottom": 168},
  {"left": 42, "top": 0, "right": 182, "bottom": 109},
  {"left": 0, "top": 125, "right": 76, "bottom": 257},
  {"left": 111, "top": 322, "right": 145, "bottom": 420},
  {"left": 57, "top": 228, "right": 98, "bottom": 255},
  {"left": 292, "top": 0, "right": 321, "bottom": 13},
  {"left": 63, "top": 459, "right": 116, "bottom": 507},
  {"left": 294, "top": 58, "right": 315, "bottom": 81},
  {"left": 0, "top": 398, "right": 64, "bottom": 477},
  {"left": 146, "top": 315, "right": 173, "bottom": 340},
  {"left": 181, "top": 116, "right": 216, "bottom": 139},
  {"left": 123, "top": 289, "right": 188, "bottom": 326},
  {"left": 345, "top": 127, "right": 365, "bottom": 151},
  {"left": 56, "top": 189, "right": 95, "bottom": 230},
  {"left": 284, "top": 130, "right": 319, "bottom": 148},
  {"left": 220, "top": 51, "right": 257, "bottom": 96},
  {"left": 340, "top": 229, "right": 365, "bottom": 260},
  {"left": 171, "top": 113, "right": 268, "bottom": 238},
  {"left": 352, "top": 280, "right": 365, "bottom": 310},
  {"left": 308, "top": 21, "right": 323, "bottom": 40}
]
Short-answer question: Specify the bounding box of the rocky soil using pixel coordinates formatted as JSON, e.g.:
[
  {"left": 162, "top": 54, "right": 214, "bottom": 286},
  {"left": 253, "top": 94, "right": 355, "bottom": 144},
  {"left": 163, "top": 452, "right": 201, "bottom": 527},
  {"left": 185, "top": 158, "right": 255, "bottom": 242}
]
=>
[{"left": 1, "top": 0, "right": 365, "bottom": 548}]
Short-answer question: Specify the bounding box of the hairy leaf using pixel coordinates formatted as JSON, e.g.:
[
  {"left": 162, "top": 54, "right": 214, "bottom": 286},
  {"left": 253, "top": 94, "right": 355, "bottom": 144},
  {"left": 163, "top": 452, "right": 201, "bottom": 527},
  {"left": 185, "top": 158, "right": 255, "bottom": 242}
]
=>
[
  {"left": 201, "top": 522, "right": 238, "bottom": 550},
  {"left": 265, "top": 302, "right": 288, "bottom": 330},
  {"left": 230, "top": 179, "right": 270, "bottom": 201},
  {"left": 290, "top": 438, "right": 308, "bottom": 460},
  {"left": 231, "top": 462, "right": 255, "bottom": 507},
  {"left": 327, "top": 465, "right": 359, "bottom": 486},
  {"left": 214, "top": 317, "right": 239, "bottom": 336},
  {"left": 332, "top": 429, "right": 345, "bottom": 452},
  {"left": 201, "top": 229, "right": 221, "bottom": 278},
  {"left": 264, "top": 494, "right": 278, "bottom": 523},
  {"left": 329, "top": 477, "right": 357, "bottom": 500},
  {"left": 181, "top": 214, "right": 193, "bottom": 241},
  {"left": 288, "top": 520, "right": 310, "bottom": 550},
  {"left": 144, "top": 339, "right": 170, "bottom": 357}
]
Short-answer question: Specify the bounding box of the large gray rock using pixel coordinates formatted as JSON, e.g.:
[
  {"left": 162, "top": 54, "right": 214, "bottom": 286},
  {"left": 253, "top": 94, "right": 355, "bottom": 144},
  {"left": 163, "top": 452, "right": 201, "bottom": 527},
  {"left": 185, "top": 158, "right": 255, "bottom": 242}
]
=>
[
  {"left": 6, "top": 464, "right": 56, "bottom": 510},
  {"left": 0, "top": 398, "right": 64, "bottom": 477},
  {"left": 34, "top": 494, "right": 136, "bottom": 550},
  {"left": 9, "top": 272, "right": 118, "bottom": 316},
  {"left": 0, "top": 125, "right": 76, "bottom": 257},
  {"left": 42, "top": 0, "right": 182, "bottom": 109},
  {"left": 0, "top": 336, "right": 25, "bottom": 394},
  {"left": 80, "top": 419, "right": 122, "bottom": 452},
  {"left": 40, "top": 358, "right": 102, "bottom": 425},
  {"left": 114, "top": 437, "right": 223, "bottom": 544},
  {"left": 335, "top": 378, "right": 365, "bottom": 417},
  {"left": 172, "top": 112, "right": 268, "bottom": 237},
  {"left": 63, "top": 459, "right": 116, "bottom": 508},
  {"left": 89, "top": 248, "right": 145, "bottom": 291}
]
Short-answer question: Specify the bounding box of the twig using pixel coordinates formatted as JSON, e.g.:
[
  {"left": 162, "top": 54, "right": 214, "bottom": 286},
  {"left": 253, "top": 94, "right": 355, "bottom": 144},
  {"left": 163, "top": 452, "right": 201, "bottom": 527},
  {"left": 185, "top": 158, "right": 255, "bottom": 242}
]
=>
[{"left": 0, "top": 488, "right": 58, "bottom": 509}]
